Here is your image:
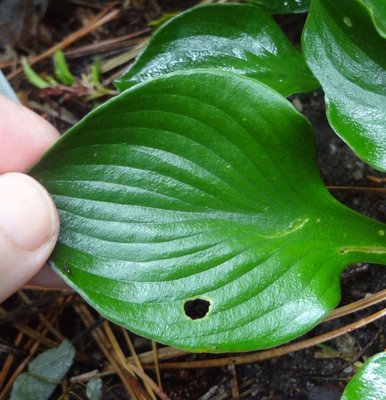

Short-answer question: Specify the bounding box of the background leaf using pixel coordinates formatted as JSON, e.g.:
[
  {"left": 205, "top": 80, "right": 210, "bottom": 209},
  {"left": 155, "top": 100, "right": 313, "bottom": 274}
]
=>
[
  {"left": 53, "top": 50, "right": 74, "bottom": 85},
  {"left": 360, "top": 0, "right": 386, "bottom": 38},
  {"left": 31, "top": 70, "right": 386, "bottom": 352},
  {"left": 303, "top": 0, "right": 386, "bottom": 171},
  {"left": 86, "top": 377, "right": 103, "bottom": 400},
  {"left": 342, "top": 352, "right": 386, "bottom": 400},
  {"left": 246, "top": 0, "right": 310, "bottom": 14},
  {"left": 22, "top": 58, "right": 50, "bottom": 89},
  {"left": 10, "top": 339, "right": 75, "bottom": 400},
  {"left": 114, "top": 4, "right": 319, "bottom": 97}
]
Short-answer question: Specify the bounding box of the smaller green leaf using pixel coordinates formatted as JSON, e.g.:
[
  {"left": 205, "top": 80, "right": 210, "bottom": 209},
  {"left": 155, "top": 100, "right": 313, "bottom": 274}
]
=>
[
  {"left": 45, "top": 75, "right": 58, "bottom": 86},
  {"left": 342, "top": 352, "right": 386, "bottom": 400},
  {"left": 115, "top": 3, "right": 319, "bottom": 97},
  {"left": 10, "top": 339, "right": 75, "bottom": 400},
  {"left": 22, "top": 58, "right": 50, "bottom": 89},
  {"left": 91, "top": 59, "right": 102, "bottom": 90},
  {"left": 246, "top": 0, "right": 310, "bottom": 14},
  {"left": 303, "top": 0, "right": 386, "bottom": 171},
  {"left": 53, "top": 50, "right": 75, "bottom": 85},
  {"left": 148, "top": 12, "right": 178, "bottom": 29},
  {"left": 360, "top": 0, "right": 386, "bottom": 37},
  {"left": 86, "top": 377, "right": 103, "bottom": 400}
]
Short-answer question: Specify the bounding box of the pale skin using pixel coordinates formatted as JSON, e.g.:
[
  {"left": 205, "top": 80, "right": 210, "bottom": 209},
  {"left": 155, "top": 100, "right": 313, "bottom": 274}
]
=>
[{"left": 0, "top": 93, "right": 65, "bottom": 302}]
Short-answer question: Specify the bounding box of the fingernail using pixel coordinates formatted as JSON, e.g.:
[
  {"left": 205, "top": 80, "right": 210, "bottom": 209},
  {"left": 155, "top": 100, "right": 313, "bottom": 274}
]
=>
[{"left": 0, "top": 173, "right": 59, "bottom": 251}]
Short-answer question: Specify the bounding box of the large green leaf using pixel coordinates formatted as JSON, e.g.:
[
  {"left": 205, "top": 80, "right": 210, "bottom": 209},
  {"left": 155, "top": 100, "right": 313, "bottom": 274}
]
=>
[
  {"left": 342, "top": 352, "right": 386, "bottom": 400},
  {"left": 246, "top": 0, "right": 310, "bottom": 14},
  {"left": 114, "top": 4, "right": 319, "bottom": 97},
  {"left": 31, "top": 71, "right": 386, "bottom": 352},
  {"left": 303, "top": 0, "right": 386, "bottom": 171},
  {"left": 360, "top": 0, "right": 386, "bottom": 38}
]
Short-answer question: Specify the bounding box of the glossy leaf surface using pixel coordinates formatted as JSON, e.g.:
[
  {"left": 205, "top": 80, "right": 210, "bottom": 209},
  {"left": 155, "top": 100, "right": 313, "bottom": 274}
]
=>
[
  {"left": 31, "top": 71, "right": 386, "bottom": 352},
  {"left": 115, "top": 4, "right": 319, "bottom": 97},
  {"left": 246, "top": 0, "right": 310, "bottom": 14},
  {"left": 303, "top": 0, "right": 386, "bottom": 171},
  {"left": 361, "top": 0, "right": 386, "bottom": 37},
  {"left": 342, "top": 352, "right": 386, "bottom": 400}
]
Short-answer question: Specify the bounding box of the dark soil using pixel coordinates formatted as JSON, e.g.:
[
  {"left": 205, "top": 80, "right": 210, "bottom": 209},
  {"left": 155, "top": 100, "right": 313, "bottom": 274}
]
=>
[{"left": 1, "top": 1, "right": 385, "bottom": 399}]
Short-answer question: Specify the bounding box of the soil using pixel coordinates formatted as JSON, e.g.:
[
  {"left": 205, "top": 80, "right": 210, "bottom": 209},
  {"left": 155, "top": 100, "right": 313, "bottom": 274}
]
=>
[{"left": 1, "top": 1, "right": 385, "bottom": 399}]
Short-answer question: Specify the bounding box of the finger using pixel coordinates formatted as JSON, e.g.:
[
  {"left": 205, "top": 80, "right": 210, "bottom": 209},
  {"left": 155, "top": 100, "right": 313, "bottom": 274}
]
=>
[
  {"left": 0, "top": 173, "right": 59, "bottom": 302},
  {"left": 0, "top": 94, "right": 59, "bottom": 173}
]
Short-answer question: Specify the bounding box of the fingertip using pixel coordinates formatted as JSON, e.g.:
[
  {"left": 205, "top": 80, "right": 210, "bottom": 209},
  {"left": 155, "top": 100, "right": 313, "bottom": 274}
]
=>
[
  {"left": 0, "top": 94, "right": 59, "bottom": 173},
  {"left": 0, "top": 173, "right": 59, "bottom": 302},
  {"left": 0, "top": 173, "right": 59, "bottom": 250}
]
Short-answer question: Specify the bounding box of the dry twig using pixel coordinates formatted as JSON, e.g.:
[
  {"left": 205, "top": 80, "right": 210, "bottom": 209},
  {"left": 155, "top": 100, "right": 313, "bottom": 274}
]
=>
[
  {"left": 6, "top": 4, "right": 120, "bottom": 80},
  {"left": 153, "top": 307, "right": 386, "bottom": 369},
  {"left": 74, "top": 303, "right": 148, "bottom": 399}
]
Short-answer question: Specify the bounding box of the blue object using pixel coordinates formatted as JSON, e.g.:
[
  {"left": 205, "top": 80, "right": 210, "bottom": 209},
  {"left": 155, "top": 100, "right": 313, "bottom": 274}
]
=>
[{"left": 0, "top": 70, "right": 20, "bottom": 103}]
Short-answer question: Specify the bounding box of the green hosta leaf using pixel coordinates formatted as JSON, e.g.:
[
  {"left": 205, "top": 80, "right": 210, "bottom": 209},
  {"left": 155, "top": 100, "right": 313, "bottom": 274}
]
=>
[
  {"left": 31, "top": 71, "right": 386, "bottom": 352},
  {"left": 246, "top": 0, "right": 310, "bottom": 14},
  {"left": 303, "top": 0, "right": 386, "bottom": 171},
  {"left": 148, "top": 12, "right": 179, "bottom": 29},
  {"left": 10, "top": 340, "right": 75, "bottom": 400},
  {"left": 342, "top": 352, "right": 386, "bottom": 400},
  {"left": 22, "top": 58, "right": 51, "bottom": 90},
  {"left": 91, "top": 59, "right": 102, "bottom": 90},
  {"left": 53, "top": 50, "right": 74, "bottom": 85},
  {"left": 360, "top": 0, "right": 386, "bottom": 38},
  {"left": 114, "top": 4, "right": 319, "bottom": 97}
]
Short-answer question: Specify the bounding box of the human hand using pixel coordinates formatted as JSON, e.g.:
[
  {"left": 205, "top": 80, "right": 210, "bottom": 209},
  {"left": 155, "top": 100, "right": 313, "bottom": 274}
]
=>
[{"left": 0, "top": 93, "right": 62, "bottom": 302}]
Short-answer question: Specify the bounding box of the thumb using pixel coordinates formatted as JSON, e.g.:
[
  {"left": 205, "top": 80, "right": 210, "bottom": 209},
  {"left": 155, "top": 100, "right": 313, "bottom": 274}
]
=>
[{"left": 0, "top": 173, "right": 59, "bottom": 302}]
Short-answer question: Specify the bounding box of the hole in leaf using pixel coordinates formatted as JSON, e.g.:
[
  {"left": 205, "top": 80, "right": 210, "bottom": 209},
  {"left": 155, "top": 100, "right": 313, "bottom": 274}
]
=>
[{"left": 184, "top": 298, "right": 210, "bottom": 320}]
